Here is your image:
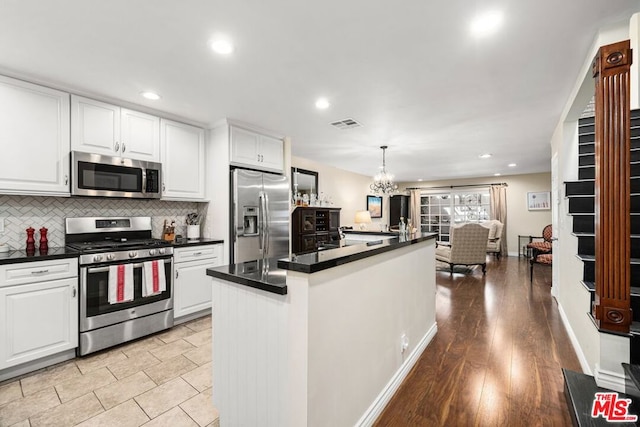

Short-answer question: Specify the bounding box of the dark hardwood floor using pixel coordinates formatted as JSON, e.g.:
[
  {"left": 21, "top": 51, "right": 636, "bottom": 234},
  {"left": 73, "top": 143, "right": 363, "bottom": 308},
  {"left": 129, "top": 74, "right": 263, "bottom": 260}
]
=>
[{"left": 374, "top": 256, "right": 581, "bottom": 426}]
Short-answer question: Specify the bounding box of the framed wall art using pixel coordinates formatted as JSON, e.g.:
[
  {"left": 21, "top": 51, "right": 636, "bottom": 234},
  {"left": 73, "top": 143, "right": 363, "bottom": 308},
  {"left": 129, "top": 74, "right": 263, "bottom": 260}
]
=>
[
  {"left": 366, "top": 195, "right": 383, "bottom": 218},
  {"left": 527, "top": 191, "right": 551, "bottom": 211}
]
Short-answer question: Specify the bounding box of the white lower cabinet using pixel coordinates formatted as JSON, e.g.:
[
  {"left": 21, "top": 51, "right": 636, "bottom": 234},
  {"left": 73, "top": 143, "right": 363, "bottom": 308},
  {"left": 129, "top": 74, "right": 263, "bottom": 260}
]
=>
[
  {"left": 0, "top": 258, "right": 78, "bottom": 370},
  {"left": 174, "top": 244, "right": 223, "bottom": 320}
]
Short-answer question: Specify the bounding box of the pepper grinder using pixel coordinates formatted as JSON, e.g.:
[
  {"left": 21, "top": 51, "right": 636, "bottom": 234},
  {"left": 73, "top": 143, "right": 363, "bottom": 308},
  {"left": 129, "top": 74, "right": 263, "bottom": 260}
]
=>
[
  {"left": 39, "top": 227, "right": 48, "bottom": 253},
  {"left": 26, "top": 227, "right": 35, "bottom": 254}
]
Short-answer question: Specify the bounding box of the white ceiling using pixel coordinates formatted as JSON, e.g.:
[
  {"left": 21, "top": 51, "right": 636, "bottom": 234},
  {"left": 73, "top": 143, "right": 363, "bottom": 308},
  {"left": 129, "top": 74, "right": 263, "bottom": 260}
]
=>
[{"left": 1, "top": 1, "right": 639, "bottom": 181}]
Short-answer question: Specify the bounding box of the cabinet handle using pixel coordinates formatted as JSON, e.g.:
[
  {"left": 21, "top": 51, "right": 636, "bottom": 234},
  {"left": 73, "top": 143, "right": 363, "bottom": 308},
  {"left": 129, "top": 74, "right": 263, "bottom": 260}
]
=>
[
  {"left": 122, "top": 143, "right": 126, "bottom": 153},
  {"left": 30, "top": 269, "right": 49, "bottom": 275},
  {"left": 72, "top": 287, "right": 77, "bottom": 298},
  {"left": 64, "top": 175, "right": 68, "bottom": 185},
  {"left": 176, "top": 270, "right": 179, "bottom": 279},
  {"left": 115, "top": 142, "right": 120, "bottom": 152},
  {"left": 260, "top": 154, "right": 264, "bottom": 162},
  {"left": 257, "top": 154, "right": 261, "bottom": 162},
  {"left": 162, "top": 183, "right": 166, "bottom": 192},
  {"left": 193, "top": 252, "right": 202, "bottom": 256}
]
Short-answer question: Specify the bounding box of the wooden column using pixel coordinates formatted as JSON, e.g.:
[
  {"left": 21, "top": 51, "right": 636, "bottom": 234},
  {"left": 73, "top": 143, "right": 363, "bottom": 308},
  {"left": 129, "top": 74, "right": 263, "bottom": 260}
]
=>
[{"left": 592, "top": 40, "right": 632, "bottom": 333}]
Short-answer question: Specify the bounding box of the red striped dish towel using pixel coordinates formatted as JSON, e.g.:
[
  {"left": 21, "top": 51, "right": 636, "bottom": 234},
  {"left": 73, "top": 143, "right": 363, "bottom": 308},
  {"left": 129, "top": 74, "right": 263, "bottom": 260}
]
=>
[
  {"left": 108, "top": 264, "right": 134, "bottom": 304},
  {"left": 143, "top": 260, "right": 166, "bottom": 297}
]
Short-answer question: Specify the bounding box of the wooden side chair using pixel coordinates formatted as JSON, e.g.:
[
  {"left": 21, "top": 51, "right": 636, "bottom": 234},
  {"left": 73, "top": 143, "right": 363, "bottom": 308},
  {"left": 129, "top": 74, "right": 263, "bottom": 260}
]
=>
[{"left": 527, "top": 224, "right": 553, "bottom": 255}]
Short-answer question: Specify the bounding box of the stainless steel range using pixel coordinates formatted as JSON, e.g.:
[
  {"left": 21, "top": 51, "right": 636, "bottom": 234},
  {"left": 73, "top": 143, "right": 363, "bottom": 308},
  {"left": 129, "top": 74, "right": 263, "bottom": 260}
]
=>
[{"left": 66, "top": 217, "right": 174, "bottom": 356}]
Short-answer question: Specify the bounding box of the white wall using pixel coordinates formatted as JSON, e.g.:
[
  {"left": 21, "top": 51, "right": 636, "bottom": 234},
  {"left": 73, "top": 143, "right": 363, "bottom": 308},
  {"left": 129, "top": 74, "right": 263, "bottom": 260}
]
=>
[
  {"left": 292, "top": 155, "right": 389, "bottom": 230},
  {"left": 400, "top": 173, "right": 552, "bottom": 255}
]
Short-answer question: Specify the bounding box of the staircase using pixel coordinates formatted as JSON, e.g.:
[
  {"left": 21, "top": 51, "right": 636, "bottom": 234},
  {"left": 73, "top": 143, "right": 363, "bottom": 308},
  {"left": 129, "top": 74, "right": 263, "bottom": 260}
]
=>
[{"left": 563, "top": 112, "right": 640, "bottom": 424}]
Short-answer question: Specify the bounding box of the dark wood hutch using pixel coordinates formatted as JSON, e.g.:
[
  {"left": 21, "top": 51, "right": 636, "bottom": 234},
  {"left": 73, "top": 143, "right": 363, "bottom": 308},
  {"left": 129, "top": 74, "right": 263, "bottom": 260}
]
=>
[{"left": 291, "top": 207, "right": 341, "bottom": 254}]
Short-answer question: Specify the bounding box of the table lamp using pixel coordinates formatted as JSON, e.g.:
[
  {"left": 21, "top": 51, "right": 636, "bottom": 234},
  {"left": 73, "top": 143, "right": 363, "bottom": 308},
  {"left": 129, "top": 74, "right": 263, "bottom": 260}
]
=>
[{"left": 354, "top": 211, "right": 372, "bottom": 230}]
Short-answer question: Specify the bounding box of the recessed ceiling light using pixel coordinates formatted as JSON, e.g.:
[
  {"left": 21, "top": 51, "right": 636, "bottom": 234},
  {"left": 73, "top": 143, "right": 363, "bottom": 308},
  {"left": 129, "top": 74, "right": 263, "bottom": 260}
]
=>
[
  {"left": 418, "top": 179, "right": 423, "bottom": 182},
  {"left": 508, "top": 163, "right": 517, "bottom": 167},
  {"left": 315, "top": 98, "right": 330, "bottom": 109},
  {"left": 140, "top": 91, "right": 161, "bottom": 100},
  {"left": 470, "top": 11, "right": 503, "bottom": 37},
  {"left": 209, "top": 38, "right": 234, "bottom": 55},
  {"left": 479, "top": 153, "right": 492, "bottom": 159},
  {"left": 494, "top": 173, "right": 502, "bottom": 176}
]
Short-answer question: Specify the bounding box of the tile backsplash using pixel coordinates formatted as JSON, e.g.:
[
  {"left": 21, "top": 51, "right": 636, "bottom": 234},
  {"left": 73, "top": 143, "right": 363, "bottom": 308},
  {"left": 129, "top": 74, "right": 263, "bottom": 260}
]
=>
[{"left": 0, "top": 195, "right": 207, "bottom": 251}]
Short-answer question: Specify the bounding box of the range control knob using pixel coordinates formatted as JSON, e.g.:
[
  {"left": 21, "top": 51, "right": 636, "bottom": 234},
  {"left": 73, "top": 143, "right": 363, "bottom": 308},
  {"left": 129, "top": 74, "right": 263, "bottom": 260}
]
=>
[
  {"left": 93, "top": 254, "right": 103, "bottom": 262},
  {"left": 106, "top": 253, "right": 115, "bottom": 261},
  {"left": 149, "top": 249, "right": 157, "bottom": 256},
  {"left": 129, "top": 251, "right": 138, "bottom": 258},
  {"left": 158, "top": 248, "right": 166, "bottom": 254}
]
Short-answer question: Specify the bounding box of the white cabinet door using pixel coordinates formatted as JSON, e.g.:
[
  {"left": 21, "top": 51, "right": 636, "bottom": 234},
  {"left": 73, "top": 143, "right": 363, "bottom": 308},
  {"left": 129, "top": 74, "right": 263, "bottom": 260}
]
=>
[
  {"left": 0, "top": 76, "right": 70, "bottom": 196},
  {"left": 174, "top": 244, "right": 222, "bottom": 319},
  {"left": 71, "top": 95, "right": 120, "bottom": 156},
  {"left": 0, "top": 278, "right": 78, "bottom": 370},
  {"left": 121, "top": 108, "right": 160, "bottom": 162},
  {"left": 72, "top": 96, "right": 160, "bottom": 161},
  {"left": 230, "top": 126, "right": 284, "bottom": 173},
  {"left": 259, "top": 134, "right": 284, "bottom": 172},
  {"left": 230, "top": 126, "right": 261, "bottom": 168},
  {"left": 161, "top": 119, "right": 205, "bottom": 200}
]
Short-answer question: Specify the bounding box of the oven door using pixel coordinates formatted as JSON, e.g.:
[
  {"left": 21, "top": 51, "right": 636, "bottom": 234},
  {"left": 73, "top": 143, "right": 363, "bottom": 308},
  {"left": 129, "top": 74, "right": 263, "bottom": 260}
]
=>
[{"left": 79, "top": 256, "right": 173, "bottom": 332}]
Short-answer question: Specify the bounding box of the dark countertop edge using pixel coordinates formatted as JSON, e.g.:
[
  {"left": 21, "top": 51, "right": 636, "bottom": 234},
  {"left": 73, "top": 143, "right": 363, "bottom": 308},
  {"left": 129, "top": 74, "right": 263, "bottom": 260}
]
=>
[
  {"left": 292, "top": 206, "right": 341, "bottom": 211},
  {"left": 207, "top": 268, "right": 287, "bottom": 295},
  {"left": 0, "top": 249, "right": 79, "bottom": 265},
  {"left": 343, "top": 230, "right": 399, "bottom": 236},
  {"left": 171, "top": 238, "right": 224, "bottom": 247},
  {"left": 278, "top": 233, "right": 437, "bottom": 274}
]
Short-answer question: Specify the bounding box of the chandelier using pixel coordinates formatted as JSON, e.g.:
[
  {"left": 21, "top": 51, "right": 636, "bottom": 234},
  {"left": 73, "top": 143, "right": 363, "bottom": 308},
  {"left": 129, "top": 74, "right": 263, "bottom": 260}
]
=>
[{"left": 370, "top": 145, "right": 398, "bottom": 194}]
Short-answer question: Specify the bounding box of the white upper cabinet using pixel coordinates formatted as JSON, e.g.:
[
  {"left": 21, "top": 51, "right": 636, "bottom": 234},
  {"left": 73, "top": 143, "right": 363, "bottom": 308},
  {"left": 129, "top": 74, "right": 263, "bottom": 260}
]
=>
[
  {"left": 0, "top": 75, "right": 70, "bottom": 196},
  {"left": 230, "top": 125, "right": 284, "bottom": 173},
  {"left": 71, "top": 95, "right": 160, "bottom": 162},
  {"left": 161, "top": 119, "right": 205, "bottom": 200},
  {"left": 121, "top": 108, "right": 160, "bottom": 161}
]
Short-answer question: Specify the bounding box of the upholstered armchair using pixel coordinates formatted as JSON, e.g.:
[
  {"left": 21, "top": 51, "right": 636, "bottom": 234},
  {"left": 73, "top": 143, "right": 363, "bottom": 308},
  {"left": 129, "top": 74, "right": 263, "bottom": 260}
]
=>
[
  {"left": 481, "top": 219, "right": 504, "bottom": 258},
  {"left": 435, "top": 223, "right": 490, "bottom": 274}
]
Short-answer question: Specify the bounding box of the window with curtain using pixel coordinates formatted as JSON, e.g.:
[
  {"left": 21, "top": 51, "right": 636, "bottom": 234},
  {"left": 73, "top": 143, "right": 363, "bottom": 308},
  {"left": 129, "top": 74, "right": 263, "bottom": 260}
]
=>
[{"left": 420, "top": 189, "right": 490, "bottom": 241}]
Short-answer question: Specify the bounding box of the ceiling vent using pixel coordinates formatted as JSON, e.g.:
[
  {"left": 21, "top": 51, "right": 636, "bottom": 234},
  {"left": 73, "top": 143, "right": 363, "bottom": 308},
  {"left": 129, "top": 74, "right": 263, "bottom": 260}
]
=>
[{"left": 330, "top": 118, "right": 362, "bottom": 130}]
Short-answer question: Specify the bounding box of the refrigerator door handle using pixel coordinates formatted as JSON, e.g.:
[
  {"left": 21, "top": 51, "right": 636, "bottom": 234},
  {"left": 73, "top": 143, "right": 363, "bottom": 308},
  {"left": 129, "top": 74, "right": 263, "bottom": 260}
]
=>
[
  {"left": 258, "top": 192, "right": 264, "bottom": 251},
  {"left": 264, "top": 192, "right": 270, "bottom": 256}
]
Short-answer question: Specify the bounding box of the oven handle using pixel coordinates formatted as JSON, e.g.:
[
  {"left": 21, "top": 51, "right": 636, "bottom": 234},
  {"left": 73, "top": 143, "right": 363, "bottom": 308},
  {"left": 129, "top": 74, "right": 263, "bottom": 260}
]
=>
[{"left": 86, "top": 258, "right": 172, "bottom": 274}]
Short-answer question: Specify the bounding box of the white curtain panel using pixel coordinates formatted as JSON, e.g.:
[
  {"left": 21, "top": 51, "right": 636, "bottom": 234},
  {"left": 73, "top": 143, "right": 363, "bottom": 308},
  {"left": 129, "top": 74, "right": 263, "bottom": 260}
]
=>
[{"left": 489, "top": 185, "right": 508, "bottom": 256}]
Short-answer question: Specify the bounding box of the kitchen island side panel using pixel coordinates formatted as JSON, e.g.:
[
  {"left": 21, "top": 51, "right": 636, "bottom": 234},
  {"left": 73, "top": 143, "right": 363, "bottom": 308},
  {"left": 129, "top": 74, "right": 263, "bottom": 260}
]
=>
[
  {"left": 211, "top": 278, "right": 290, "bottom": 427},
  {"left": 304, "top": 239, "right": 436, "bottom": 426}
]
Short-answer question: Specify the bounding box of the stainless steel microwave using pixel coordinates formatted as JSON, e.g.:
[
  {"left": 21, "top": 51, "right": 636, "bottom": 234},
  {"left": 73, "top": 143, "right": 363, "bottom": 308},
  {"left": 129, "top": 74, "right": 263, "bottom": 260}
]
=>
[{"left": 71, "top": 151, "right": 162, "bottom": 199}]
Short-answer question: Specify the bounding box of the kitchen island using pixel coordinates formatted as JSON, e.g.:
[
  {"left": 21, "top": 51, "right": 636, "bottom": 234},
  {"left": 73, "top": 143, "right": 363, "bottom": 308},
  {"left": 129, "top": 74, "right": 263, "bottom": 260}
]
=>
[{"left": 206, "top": 232, "right": 437, "bottom": 427}]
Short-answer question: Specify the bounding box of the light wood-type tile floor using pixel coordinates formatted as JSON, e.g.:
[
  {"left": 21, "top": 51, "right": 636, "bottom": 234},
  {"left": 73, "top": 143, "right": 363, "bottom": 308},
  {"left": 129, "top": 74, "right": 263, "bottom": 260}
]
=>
[{"left": 0, "top": 315, "right": 218, "bottom": 427}]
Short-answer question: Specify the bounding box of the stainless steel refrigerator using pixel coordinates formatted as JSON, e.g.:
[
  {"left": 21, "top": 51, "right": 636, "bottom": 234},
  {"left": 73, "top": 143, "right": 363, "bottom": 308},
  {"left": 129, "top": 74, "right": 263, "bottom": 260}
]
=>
[{"left": 231, "top": 168, "right": 290, "bottom": 264}]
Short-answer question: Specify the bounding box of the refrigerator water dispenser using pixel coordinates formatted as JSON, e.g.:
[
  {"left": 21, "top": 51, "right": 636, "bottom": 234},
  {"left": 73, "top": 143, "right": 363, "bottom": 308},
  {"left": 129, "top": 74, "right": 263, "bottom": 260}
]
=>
[{"left": 243, "top": 206, "right": 258, "bottom": 235}]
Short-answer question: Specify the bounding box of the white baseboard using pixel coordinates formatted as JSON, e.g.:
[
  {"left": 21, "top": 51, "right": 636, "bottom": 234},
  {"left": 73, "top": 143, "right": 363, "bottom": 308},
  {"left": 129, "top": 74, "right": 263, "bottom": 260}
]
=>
[
  {"left": 557, "top": 302, "right": 592, "bottom": 375},
  {"left": 0, "top": 349, "right": 76, "bottom": 382},
  {"left": 355, "top": 323, "right": 438, "bottom": 427},
  {"left": 595, "top": 364, "right": 626, "bottom": 393}
]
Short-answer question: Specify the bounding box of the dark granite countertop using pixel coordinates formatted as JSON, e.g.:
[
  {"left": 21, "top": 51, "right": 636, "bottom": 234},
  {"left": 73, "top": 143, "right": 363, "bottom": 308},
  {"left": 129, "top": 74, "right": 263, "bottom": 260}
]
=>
[
  {"left": 278, "top": 232, "right": 437, "bottom": 274},
  {"left": 207, "top": 258, "right": 287, "bottom": 295},
  {"left": 171, "top": 238, "right": 224, "bottom": 247},
  {"left": 0, "top": 238, "right": 224, "bottom": 266},
  {"left": 0, "top": 247, "right": 80, "bottom": 265}
]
